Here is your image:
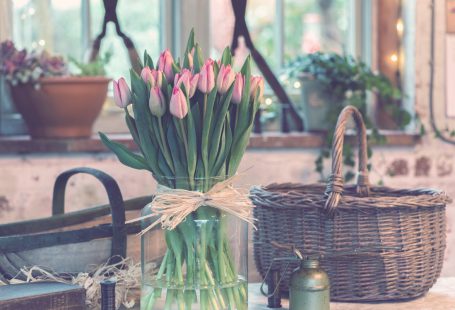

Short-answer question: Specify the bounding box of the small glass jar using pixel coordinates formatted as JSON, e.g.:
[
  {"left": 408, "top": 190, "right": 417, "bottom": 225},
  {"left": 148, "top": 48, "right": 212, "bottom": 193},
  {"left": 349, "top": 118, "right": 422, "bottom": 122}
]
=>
[{"left": 140, "top": 177, "right": 248, "bottom": 310}]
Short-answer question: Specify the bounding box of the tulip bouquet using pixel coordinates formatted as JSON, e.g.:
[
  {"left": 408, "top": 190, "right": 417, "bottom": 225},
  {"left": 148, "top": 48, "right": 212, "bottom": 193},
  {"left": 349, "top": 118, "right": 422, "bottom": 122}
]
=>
[{"left": 101, "top": 30, "right": 262, "bottom": 310}]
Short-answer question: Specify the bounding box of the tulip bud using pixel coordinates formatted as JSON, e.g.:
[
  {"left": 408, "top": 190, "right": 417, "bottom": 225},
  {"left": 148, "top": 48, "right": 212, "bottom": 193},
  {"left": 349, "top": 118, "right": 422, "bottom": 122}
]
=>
[
  {"left": 216, "top": 64, "right": 235, "bottom": 94},
  {"left": 188, "top": 47, "right": 195, "bottom": 69},
  {"left": 174, "top": 69, "right": 191, "bottom": 95},
  {"left": 149, "top": 86, "right": 166, "bottom": 117},
  {"left": 158, "top": 49, "right": 175, "bottom": 82},
  {"left": 170, "top": 86, "right": 188, "bottom": 119},
  {"left": 250, "top": 76, "right": 264, "bottom": 100},
  {"left": 197, "top": 59, "right": 215, "bottom": 94},
  {"left": 113, "top": 77, "right": 131, "bottom": 108},
  {"left": 189, "top": 73, "right": 199, "bottom": 98},
  {"left": 232, "top": 73, "right": 244, "bottom": 104},
  {"left": 141, "top": 67, "right": 163, "bottom": 88},
  {"left": 141, "top": 66, "right": 153, "bottom": 84},
  {"left": 154, "top": 69, "right": 163, "bottom": 88}
]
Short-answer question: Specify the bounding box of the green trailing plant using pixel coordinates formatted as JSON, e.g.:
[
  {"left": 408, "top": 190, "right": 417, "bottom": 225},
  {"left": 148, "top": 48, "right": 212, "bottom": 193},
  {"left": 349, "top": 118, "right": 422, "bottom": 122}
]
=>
[
  {"left": 69, "top": 51, "right": 112, "bottom": 76},
  {"left": 287, "top": 52, "right": 411, "bottom": 181}
]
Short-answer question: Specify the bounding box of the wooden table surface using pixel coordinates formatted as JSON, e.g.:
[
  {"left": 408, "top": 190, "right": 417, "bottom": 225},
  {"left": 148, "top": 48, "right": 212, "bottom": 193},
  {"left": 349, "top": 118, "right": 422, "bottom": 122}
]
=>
[{"left": 125, "top": 278, "right": 455, "bottom": 310}]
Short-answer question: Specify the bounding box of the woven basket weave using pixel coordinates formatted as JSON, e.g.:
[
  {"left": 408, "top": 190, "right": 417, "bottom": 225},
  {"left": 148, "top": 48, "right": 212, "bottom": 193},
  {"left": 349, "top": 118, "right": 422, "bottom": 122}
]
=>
[{"left": 250, "top": 106, "right": 451, "bottom": 302}]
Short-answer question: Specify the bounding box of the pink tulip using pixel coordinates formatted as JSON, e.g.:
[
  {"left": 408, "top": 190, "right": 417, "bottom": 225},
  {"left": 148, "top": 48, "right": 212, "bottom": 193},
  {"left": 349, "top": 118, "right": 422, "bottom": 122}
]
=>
[
  {"left": 216, "top": 64, "right": 235, "bottom": 94},
  {"left": 174, "top": 69, "right": 199, "bottom": 98},
  {"left": 141, "top": 67, "right": 163, "bottom": 88},
  {"left": 250, "top": 76, "right": 264, "bottom": 100},
  {"left": 189, "top": 73, "right": 199, "bottom": 98},
  {"left": 232, "top": 73, "right": 244, "bottom": 104},
  {"left": 187, "top": 47, "right": 195, "bottom": 69},
  {"left": 113, "top": 77, "right": 131, "bottom": 108},
  {"left": 158, "top": 49, "right": 174, "bottom": 82},
  {"left": 141, "top": 66, "right": 153, "bottom": 84},
  {"left": 149, "top": 86, "right": 166, "bottom": 117},
  {"left": 197, "top": 59, "right": 215, "bottom": 94},
  {"left": 151, "top": 69, "right": 163, "bottom": 88},
  {"left": 170, "top": 86, "right": 188, "bottom": 119},
  {"left": 174, "top": 69, "right": 191, "bottom": 94}
]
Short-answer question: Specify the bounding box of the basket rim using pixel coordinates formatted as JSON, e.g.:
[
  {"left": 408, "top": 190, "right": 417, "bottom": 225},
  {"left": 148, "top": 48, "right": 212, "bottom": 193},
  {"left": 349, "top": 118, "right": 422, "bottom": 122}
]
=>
[{"left": 250, "top": 182, "right": 451, "bottom": 210}]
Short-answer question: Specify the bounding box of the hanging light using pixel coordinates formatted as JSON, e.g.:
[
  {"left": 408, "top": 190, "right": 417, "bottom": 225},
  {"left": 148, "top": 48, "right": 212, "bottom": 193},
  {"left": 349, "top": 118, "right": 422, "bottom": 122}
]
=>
[
  {"left": 390, "top": 53, "right": 398, "bottom": 63},
  {"left": 396, "top": 19, "right": 404, "bottom": 36}
]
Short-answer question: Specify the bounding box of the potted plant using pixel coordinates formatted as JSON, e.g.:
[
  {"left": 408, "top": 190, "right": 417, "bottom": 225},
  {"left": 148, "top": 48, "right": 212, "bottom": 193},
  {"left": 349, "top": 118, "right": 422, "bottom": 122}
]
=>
[
  {"left": 287, "top": 52, "right": 412, "bottom": 180},
  {"left": 287, "top": 52, "right": 403, "bottom": 132},
  {"left": 0, "top": 40, "right": 110, "bottom": 139}
]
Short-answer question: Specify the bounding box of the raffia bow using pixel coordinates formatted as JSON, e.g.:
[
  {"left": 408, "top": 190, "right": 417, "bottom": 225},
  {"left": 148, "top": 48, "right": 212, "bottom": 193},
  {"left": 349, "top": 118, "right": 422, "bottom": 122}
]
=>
[{"left": 127, "top": 175, "right": 255, "bottom": 235}]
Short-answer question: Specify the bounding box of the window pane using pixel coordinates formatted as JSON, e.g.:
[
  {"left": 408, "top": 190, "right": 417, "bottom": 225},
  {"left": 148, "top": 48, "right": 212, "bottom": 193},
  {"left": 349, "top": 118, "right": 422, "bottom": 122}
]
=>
[
  {"left": 246, "top": 0, "right": 277, "bottom": 69},
  {"left": 210, "top": 0, "right": 353, "bottom": 70},
  {"left": 284, "top": 0, "right": 351, "bottom": 62},
  {"left": 12, "top": 0, "right": 83, "bottom": 58},
  {"left": 90, "top": 0, "right": 161, "bottom": 80},
  {"left": 11, "top": 0, "right": 162, "bottom": 134}
]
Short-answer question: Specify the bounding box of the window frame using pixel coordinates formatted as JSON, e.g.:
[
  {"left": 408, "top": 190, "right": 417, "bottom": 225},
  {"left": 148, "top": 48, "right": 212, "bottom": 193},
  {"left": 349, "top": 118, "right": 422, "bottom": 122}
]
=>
[{"left": 0, "top": 0, "right": 417, "bottom": 142}]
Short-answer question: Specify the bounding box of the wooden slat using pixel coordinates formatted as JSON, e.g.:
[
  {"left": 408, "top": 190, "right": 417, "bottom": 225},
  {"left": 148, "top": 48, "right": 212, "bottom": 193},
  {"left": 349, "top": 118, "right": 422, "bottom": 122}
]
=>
[{"left": 0, "top": 196, "right": 152, "bottom": 237}]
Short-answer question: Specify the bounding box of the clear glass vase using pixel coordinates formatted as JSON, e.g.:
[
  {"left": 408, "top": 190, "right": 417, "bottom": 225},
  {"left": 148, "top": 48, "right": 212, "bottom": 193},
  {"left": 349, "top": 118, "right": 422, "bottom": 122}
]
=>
[{"left": 140, "top": 177, "right": 248, "bottom": 310}]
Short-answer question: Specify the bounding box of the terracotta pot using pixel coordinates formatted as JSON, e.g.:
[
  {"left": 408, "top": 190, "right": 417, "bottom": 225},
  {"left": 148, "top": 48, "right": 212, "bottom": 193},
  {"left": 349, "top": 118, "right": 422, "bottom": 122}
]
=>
[{"left": 10, "top": 76, "right": 110, "bottom": 138}]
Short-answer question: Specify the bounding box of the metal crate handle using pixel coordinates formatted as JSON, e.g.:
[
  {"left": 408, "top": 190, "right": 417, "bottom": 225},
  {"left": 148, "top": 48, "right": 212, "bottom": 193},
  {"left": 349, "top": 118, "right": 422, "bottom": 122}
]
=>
[{"left": 52, "top": 167, "right": 126, "bottom": 263}]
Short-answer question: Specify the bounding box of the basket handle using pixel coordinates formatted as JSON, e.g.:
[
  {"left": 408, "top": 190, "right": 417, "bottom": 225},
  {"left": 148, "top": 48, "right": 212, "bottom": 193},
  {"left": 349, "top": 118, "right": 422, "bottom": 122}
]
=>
[
  {"left": 324, "top": 106, "right": 370, "bottom": 217},
  {"left": 52, "top": 167, "right": 127, "bottom": 263}
]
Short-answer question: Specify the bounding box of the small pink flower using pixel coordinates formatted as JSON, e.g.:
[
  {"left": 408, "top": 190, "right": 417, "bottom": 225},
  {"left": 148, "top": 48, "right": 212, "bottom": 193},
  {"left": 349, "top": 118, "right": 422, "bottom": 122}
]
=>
[
  {"left": 169, "top": 86, "right": 188, "bottom": 119},
  {"left": 216, "top": 64, "right": 235, "bottom": 94},
  {"left": 141, "top": 66, "right": 153, "bottom": 83},
  {"left": 141, "top": 67, "right": 163, "bottom": 88},
  {"left": 149, "top": 86, "right": 166, "bottom": 117},
  {"left": 174, "top": 69, "right": 191, "bottom": 94},
  {"left": 232, "top": 73, "right": 244, "bottom": 104},
  {"left": 158, "top": 49, "right": 174, "bottom": 82},
  {"left": 197, "top": 59, "right": 215, "bottom": 94},
  {"left": 174, "top": 69, "right": 199, "bottom": 98},
  {"left": 151, "top": 69, "right": 163, "bottom": 88},
  {"left": 189, "top": 73, "right": 199, "bottom": 98},
  {"left": 113, "top": 77, "right": 131, "bottom": 108},
  {"left": 250, "top": 76, "right": 264, "bottom": 100}
]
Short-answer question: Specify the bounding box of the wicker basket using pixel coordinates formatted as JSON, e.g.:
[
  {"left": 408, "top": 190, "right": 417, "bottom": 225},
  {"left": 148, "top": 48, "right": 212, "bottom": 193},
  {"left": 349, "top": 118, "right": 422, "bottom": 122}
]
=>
[{"left": 250, "top": 106, "right": 451, "bottom": 302}]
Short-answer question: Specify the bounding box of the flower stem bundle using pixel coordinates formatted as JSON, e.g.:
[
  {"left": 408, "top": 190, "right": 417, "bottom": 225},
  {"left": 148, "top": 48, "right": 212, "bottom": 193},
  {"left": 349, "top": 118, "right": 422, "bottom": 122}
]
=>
[{"left": 101, "top": 30, "right": 263, "bottom": 310}]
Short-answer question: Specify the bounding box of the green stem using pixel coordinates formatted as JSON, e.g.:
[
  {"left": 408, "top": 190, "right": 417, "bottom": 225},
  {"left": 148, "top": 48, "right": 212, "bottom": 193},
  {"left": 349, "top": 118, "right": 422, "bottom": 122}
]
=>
[
  {"left": 158, "top": 117, "right": 175, "bottom": 173},
  {"left": 203, "top": 94, "right": 207, "bottom": 120},
  {"left": 178, "top": 120, "right": 189, "bottom": 158}
]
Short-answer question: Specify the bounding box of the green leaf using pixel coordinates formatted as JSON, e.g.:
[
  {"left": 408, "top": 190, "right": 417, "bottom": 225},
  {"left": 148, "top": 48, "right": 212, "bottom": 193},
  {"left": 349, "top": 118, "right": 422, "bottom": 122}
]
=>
[
  {"left": 143, "top": 50, "right": 154, "bottom": 68},
  {"left": 193, "top": 44, "right": 204, "bottom": 73},
  {"left": 124, "top": 110, "right": 141, "bottom": 150},
  {"left": 232, "top": 56, "right": 251, "bottom": 143},
  {"left": 220, "top": 47, "right": 232, "bottom": 66},
  {"left": 344, "top": 171, "right": 355, "bottom": 182},
  {"left": 99, "top": 132, "right": 149, "bottom": 170},
  {"left": 212, "top": 115, "right": 233, "bottom": 176},
  {"left": 186, "top": 97, "right": 197, "bottom": 180},
  {"left": 201, "top": 89, "right": 218, "bottom": 176},
  {"left": 130, "top": 69, "right": 162, "bottom": 175},
  {"left": 183, "top": 29, "right": 195, "bottom": 68},
  {"left": 167, "top": 122, "right": 187, "bottom": 183},
  {"left": 152, "top": 119, "right": 175, "bottom": 174},
  {"left": 209, "top": 85, "right": 235, "bottom": 168},
  {"left": 172, "top": 62, "right": 181, "bottom": 75},
  {"left": 420, "top": 124, "right": 426, "bottom": 136}
]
